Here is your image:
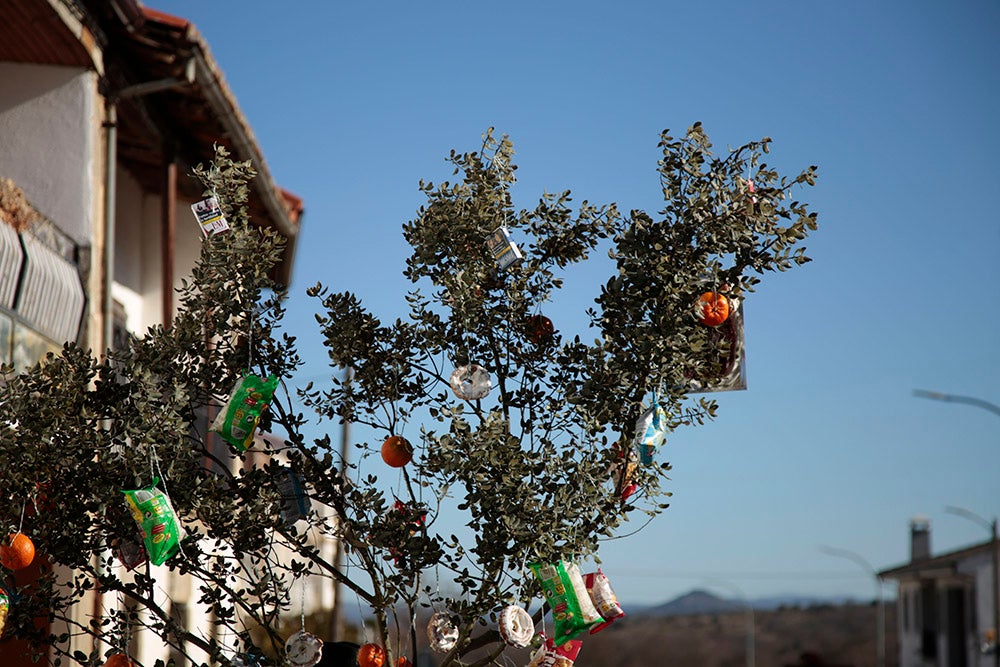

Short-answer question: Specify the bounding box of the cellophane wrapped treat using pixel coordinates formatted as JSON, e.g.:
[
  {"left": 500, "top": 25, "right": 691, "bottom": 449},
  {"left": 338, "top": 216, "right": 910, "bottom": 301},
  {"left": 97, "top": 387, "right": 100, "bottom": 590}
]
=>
[
  {"left": 211, "top": 374, "right": 279, "bottom": 451},
  {"left": 122, "top": 479, "right": 185, "bottom": 566},
  {"left": 529, "top": 561, "right": 601, "bottom": 645},
  {"left": 632, "top": 392, "right": 667, "bottom": 465},
  {"left": 583, "top": 569, "right": 625, "bottom": 633},
  {"left": 527, "top": 634, "right": 582, "bottom": 667}
]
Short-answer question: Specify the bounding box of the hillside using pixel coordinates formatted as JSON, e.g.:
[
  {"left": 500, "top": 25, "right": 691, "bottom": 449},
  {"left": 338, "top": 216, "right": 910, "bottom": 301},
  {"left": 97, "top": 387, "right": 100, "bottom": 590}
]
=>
[{"left": 576, "top": 601, "right": 898, "bottom": 667}]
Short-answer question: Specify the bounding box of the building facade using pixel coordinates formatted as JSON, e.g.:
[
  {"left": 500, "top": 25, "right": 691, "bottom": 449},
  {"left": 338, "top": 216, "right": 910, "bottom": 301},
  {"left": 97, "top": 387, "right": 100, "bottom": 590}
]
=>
[
  {"left": 0, "top": 1, "right": 325, "bottom": 664},
  {"left": 880, "top": 518, "right": 999, "bottom": 667}
]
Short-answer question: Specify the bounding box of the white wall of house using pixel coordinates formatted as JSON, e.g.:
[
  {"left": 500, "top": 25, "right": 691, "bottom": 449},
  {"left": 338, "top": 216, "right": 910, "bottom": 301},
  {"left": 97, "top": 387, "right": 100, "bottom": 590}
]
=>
[{"left": 0, "top": 62, "right": 99, "bottom": 244}]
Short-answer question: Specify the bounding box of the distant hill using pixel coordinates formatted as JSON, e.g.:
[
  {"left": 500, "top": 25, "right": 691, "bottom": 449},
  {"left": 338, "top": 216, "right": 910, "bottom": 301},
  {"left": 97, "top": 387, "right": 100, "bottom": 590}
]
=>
[{"left": 639, "top": 589, "right": 865, "bottom": 617}]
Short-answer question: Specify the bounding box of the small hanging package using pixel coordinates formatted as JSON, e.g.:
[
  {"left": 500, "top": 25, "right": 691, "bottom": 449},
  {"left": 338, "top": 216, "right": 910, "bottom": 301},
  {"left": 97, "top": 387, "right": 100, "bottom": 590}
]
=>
[
  {"left": 527, "top": 634, "right": 583, "bottom": 667},
  {"left": 211, "top": 374, "right": 279, "bottom": 451},
  {"left": 583, "top": 569, "right": 625, "bottom": 633},
  {"left": 191, "top": 196, "right": 230, "bottom": 237},
  {"left": 275, "top": 467, "right": 311, "bottom": 526},
  {"left": 122, "top": 479, "right": 185, "bottom": 566},
  {"left": 486, "top": 226, "right": 523, "bottom": 271},
  {"left": 529, "top": 560, "right": 601, "bottom": 645},
  {"left": 0, "top": 588, "right": 8, "bottom": 637},
  {"left": 632, "top": 392, "right": 668, "bottom": 465}
]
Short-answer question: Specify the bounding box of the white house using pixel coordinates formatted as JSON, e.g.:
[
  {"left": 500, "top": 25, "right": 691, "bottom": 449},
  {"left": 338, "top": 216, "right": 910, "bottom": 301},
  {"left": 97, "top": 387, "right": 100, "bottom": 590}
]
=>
[
  {"left": 880, "top": 518, "right": 999, "bottom": 667},
  {"left": 0, "top": 1, "right": 330, "bottom": 665}
]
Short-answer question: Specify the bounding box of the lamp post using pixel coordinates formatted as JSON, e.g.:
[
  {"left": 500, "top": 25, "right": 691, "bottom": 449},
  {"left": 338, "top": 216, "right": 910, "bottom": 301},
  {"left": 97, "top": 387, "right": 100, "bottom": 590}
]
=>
[
  {"left": 945, "top": 506, "right": 1000, "bottom": 665},
  {"left": 914, "top": 389, "right": 1000, "bottom": 666},
  {"left": 705, "top": 579, "right": 754, "bottom": 667},
  {"left": 819, "top": 546, "right": 884, "bottom": 667}
]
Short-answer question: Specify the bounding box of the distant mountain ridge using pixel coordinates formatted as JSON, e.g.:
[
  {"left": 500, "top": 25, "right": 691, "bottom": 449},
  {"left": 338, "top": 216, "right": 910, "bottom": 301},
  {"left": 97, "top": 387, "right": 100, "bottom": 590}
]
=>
[{"left": 636, "top": 588, "right": 861, "bottom": 617}]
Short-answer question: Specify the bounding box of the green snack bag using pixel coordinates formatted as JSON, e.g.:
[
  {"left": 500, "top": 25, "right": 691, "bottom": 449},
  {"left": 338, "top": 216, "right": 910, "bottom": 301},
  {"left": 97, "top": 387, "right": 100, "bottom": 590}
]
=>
[
  {"left": 529, "top": 560, "right": 601, "bottom": 645},
  {"left": 211, "top": 374, "right": 279, "bottom": 451},
  {"left": 123, "top": 479, "right": 185, "bottom": 566}
]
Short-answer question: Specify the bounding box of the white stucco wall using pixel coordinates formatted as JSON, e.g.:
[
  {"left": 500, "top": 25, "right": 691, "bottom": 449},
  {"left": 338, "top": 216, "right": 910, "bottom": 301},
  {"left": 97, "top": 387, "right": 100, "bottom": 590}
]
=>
[{"left": 0, "top": 62, "right": 98, "bottom": 243}]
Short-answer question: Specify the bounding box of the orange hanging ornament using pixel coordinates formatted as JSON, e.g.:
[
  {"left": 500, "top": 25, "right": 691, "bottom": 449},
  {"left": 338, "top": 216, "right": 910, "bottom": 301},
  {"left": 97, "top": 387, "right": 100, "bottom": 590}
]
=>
[
  {"left": 358, "top": 643, "right": 386, "bottom": 667},
  {"left": 103, "top": 654, "right": 136, "bottom": 667},
  {"left": 0, "top": 532, "right": 35, "bottom": 571},
  {"left": 381, "top": 435, "right": 413, "bottom": 468},
  {"left": 697, "top": 292, "right": 730, "bottom": 327}
]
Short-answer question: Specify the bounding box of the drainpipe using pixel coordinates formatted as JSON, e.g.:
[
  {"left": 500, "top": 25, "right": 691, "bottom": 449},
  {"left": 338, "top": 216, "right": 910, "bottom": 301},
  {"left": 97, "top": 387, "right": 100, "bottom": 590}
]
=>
[{"left": 102, "top": 99, "right": 117, "bottom": 354}]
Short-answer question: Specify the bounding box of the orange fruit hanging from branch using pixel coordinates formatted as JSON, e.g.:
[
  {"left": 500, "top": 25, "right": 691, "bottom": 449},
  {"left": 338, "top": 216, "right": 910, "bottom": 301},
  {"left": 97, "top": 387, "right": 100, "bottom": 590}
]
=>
[
  {"left": 103, "top": 654, "right": 136, "bottom": 667},
  {"left": 358, "top": 643, "right": 386, "bottom": 667},
  {"left": 697, "top": 292, "right": 730, "bottom": 327},
  {"left": 0, "top": 533, "right": 35, "bottom": 571},
  {"left": 381, "top": 435, "right": 413, "bottom": 468}
]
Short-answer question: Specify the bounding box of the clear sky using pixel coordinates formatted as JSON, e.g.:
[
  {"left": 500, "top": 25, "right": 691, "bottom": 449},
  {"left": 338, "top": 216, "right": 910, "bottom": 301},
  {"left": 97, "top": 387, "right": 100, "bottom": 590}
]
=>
[{"left": 152, "top": 0, "right": 999, "bottom": 606}]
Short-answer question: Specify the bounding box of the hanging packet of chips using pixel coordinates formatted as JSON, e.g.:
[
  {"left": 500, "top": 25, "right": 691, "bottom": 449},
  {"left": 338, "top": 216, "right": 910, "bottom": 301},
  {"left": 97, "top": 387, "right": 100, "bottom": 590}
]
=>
[
  {"left": 583, "top": 569, "right": 625, "bottom": 634},
  {"left": 529, "top": 560, "right": 601, "bottom": 645},
  {"left": 527, "top": 634, "right": 583, "bottom": 667},
  {"left": 211, "top": 374, "right": 279, "bottom": 451},
  {"left": 275, "top": 466, "right": 311, "bottom": 525},
  {"left": 122, "top": 479, "right": 185, "bottom": 566},
  {"left": 0, "top": 588, "right": 8, "bottom": 637},
  {"left": 632, "top": 391, "right": 668, "bottom": 465}
]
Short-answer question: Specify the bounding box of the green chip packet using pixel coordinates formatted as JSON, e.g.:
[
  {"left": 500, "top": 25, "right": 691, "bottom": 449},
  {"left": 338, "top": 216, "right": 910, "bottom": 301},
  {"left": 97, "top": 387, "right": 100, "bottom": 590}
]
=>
[
  {"left": 123, "top": 478, "right": 185, "bottom": 566},
  {"left": 529, "top": 560, "right": 602, "bottom": 645},
  {"left": 210, "top": 374, "right": 279, "bottom": 451}
]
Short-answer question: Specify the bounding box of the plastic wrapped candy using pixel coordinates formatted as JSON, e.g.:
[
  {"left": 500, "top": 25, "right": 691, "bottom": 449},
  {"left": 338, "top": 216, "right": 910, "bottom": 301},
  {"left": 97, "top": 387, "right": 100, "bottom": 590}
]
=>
[
  {"left": 499, "top": 604, "right": 534, "bottom": 647},
  {"left": 608, "top": 440, "right": 638, "bottom": 501},
  {"left": 122, "top": 479, "right": 185, "bottom": 566},
  {"left": 529, "top": 561, "right": 601, "bottom": 645},
  {"left": 275, "top": 467, "right": 312, "bottom": 526},
  {"left": 427, "top": 610, "right": 459, "bottom": 653},
  {"left": 583, "top": 569, "right": 625, "bottom": 634},
  {"left": 527, "top": 634, "right": 582, "bottom": 667},
  {"left": 211, "top": 374, "right": 279, "bottom": 451},
  {"left": 632, "top": 392, "right": 667, "bottom": 465},
  {"left": 449, "top": 365, "right": 492, "bottom": 401}
]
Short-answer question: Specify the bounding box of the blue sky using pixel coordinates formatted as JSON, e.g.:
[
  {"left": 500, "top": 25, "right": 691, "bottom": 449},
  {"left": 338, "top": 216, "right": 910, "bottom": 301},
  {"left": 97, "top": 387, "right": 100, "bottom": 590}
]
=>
[{"left": 154, "top": 1, "right": 999, "bottom": 605}]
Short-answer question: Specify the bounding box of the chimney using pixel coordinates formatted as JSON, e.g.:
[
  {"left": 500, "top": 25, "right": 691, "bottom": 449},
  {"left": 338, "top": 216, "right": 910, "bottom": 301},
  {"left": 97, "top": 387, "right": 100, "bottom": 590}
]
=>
[{"left": 910, "top": 516, "right": 931, "bottom": 561}]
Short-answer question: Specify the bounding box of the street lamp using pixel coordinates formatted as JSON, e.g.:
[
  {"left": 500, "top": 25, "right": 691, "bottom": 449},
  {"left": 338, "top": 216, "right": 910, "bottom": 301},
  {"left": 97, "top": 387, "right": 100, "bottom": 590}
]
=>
[
  {"left": 819, "top": 545, "right": 884, "bottom": 667},
  {"left": 945, "top": 506, "right": 1000, "bottom": 663},
  {"left": 913, "top": 389, "right": 1000, "bottom": 666},
  {"left": 704, "top": 579, "right": 755, "bottom": 667}
]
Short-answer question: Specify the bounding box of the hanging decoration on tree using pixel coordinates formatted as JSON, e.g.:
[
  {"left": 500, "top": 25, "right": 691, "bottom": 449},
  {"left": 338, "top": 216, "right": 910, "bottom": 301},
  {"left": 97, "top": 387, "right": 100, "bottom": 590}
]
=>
[
  {"left": 499, "top": 604, "right": 535, "bottom": 647},
  {"left": 110, "top": 531, "right": 146, "bottom": 571},
  {"left": 122, "top": 479, "right": 185, "bottom": 566},
  {"left": 380, "top": 435, "right": 414, "bottom": 468},
  {"left": 529, "top": 561, "right": 601, "bottom": 645},
  {"left": 211, "top": 373, "right": 279, "bottom": 451},
  {"left": 190, "top": 195, "right": 230, "bottom": 237},
  {"left": 697, "top": 291, "right": 730, "bottom": 327},
  {"left": 632, "top": 393, "right": 668, "bottom": 465},
  {"left": 485, "top": 226, "right": 523, "bottom": 271},
  {"left": 525, "top": 314, "right": 555, "bottom": 346},
  {"left": 0, "top": 532, "right": 35, "bottom": 571},
  {"left": 357, "top": 642, "right": 387, "bottom": 667},
  {"left": 583, "top": 569, "right": 625, "bottom": 633},
  {"left": 527, "top": 634, "right": 583, "bottom": 667},
  {"left": 427, "top": 610, "right": 460, "bottom": 653},
  {"left": 608, "top": 440, "right": 638, "bottom": 501},
  {"left": 274, "top": 467, "right": 312, "bottom": 526},
  {"left": 285, "top": 630, "right": 324, "bottom": 667},
  {"left": 449, "top": 365, "right": 492, "bottom": 401},
  {"left": 102, "top": 653, "right": 136, "bottom": 667},
  {"left": 0, "top": 587, "right": 8, "bottom": 637}
]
